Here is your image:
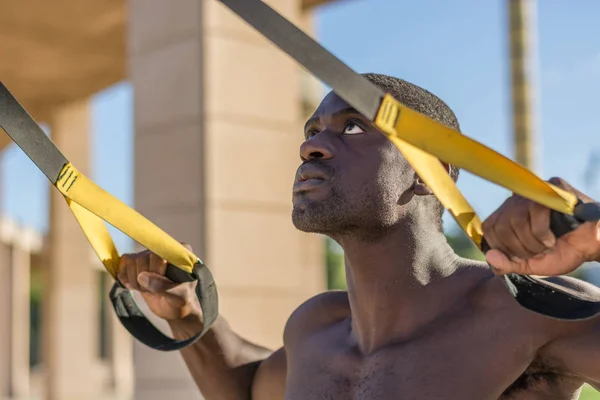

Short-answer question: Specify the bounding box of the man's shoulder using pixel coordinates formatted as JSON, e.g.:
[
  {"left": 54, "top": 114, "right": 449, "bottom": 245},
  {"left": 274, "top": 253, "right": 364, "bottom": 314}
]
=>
[
  {"left": 462, "top": 261, "right": 600, "bottom": 337},
  {"left": 455, "top": 261, "right": 546, "bottom": 324},
  {"left": 288, "top": 290, "right": 350, "bottom": 326},
  {"left": 451, "top": 261, "right": 516, "bottom": 315},
  {"left": 283, "top": 291, "right": 350, "bottom": 344}
]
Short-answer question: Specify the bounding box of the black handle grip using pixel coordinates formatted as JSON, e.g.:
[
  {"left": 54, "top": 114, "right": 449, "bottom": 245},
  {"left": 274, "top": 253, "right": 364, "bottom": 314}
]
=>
[
  {"left": 165, "top": 263, "right": 197, "bottom": 283},
  {"left": 481, "top": 205, "right": 584, "bottom": 254},
  {"left": 575, "top": 201, "right": 600, "bottom": 222},
  {"left": 483, "top": 200, "right": 600, "bottom": 321},
  {"left": 110, "top": 260, "right": 219, "bottom": 351}
]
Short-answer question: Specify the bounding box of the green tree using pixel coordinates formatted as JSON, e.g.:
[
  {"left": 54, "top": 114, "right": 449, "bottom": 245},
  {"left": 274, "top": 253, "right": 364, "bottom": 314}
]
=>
[
  {"left": 326, "top": 237, "right": 346, "bottom": 290},
  {"left": 445, "top": 228, "right": 485, "bottom": 261}
]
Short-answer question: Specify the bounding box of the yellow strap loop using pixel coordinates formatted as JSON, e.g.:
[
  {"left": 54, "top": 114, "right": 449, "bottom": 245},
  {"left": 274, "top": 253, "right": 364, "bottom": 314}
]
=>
[
  {"left": 66, "top": 198, "right": 121, "bottom": 278},
  {"left": 375, "top": 94, "right": 578, "bottom": 218},
  {"left": 374, "top": 94, "right": 577, "bottom": 250},
  {"left": 56, "top": 162, "right": 198, "bottom": 277}
]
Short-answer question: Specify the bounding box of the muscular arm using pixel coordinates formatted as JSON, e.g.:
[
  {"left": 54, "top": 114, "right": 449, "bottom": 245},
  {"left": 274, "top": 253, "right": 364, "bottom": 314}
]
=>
[
  {"left": 542, "top": 318, "right": 600, "bottom": 390},
  {"left": 169, "top": 315, "right": 287, "bottom": 400},
  {"left": 168, "top": 290, "right": 349, "bottom": 399},
  {"left": 539, "top": 276, "right": 600, "bottom": 388},
  {"left": 118, "top": 249, "right": 289, "bottom": 399}
]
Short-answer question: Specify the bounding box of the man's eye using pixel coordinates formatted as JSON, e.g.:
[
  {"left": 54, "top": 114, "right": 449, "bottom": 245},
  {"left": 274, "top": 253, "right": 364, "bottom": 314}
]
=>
[{"left": 343, "top": 123, "right": 365, "bottom": 135}]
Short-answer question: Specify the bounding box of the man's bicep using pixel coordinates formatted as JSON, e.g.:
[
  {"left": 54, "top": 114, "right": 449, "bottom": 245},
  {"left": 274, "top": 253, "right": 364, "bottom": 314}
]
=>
[
  {"left": 543, "top": 316, "right": 600, "bottom": 385},
  {"left": 251, "top": 347, "right": 287, "bottom": 400},
  {"left": 537, "top": 276, "right": 600, "bottom": 384}
]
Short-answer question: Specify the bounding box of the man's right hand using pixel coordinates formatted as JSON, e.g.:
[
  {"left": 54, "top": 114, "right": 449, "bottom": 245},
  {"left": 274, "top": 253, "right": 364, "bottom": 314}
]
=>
[
  {"left": 117, "top": 245, "right": 202, "bottom": 325},
  {"left": 118, "top": 246, "right": 285, "bottom": 400}
]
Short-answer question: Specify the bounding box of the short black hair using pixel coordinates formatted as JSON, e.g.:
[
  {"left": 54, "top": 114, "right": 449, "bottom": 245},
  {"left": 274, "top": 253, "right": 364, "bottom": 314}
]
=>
[{"left": 361, "top": 73, "right": 460, "bottom": 223}]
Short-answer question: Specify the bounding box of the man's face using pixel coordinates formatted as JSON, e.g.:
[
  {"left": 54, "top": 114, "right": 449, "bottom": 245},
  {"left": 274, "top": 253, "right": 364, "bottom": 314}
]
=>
[{"left": 291, "top": 92, "right": 415, "bottom": 238}]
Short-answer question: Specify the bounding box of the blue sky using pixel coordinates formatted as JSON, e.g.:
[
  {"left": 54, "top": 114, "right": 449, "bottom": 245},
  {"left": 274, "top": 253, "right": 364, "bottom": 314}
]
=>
[{"left": 2, "top": 0, "right": 599, "bottom": 252}]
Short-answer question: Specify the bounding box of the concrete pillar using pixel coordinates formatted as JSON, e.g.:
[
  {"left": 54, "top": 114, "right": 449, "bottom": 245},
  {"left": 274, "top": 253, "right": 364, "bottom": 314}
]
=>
[
  {"left": 128, "top": 0, "right": 325, "bottom": 399},
  {"left": 0, "top": 217, "right": 42, "bottom": 399},
  {"left": 104, "top": 269, "right": 134, "bottom": 399},
  {"left": 11, "top": 225, "right": 42, "bottom": 398},
  {"left": 0, "top": 224, "right": 13, "bottom": 398},
  {"left": 43, "top": 99, "right": 102, "bottom": 400},
  {"left": 9, "top": 242, "right": 31, "bottom": 399}
]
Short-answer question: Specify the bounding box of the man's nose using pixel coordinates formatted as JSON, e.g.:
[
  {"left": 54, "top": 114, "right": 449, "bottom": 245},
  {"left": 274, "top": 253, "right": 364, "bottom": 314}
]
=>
[{"left": 299, "top": 133, "right": 334, "bottom": 162}]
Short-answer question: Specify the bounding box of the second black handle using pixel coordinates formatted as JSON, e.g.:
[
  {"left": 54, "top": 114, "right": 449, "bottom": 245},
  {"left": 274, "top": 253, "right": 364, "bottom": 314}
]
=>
[{"left": 480, "top": 206, "right": 583, "bottom": 254}]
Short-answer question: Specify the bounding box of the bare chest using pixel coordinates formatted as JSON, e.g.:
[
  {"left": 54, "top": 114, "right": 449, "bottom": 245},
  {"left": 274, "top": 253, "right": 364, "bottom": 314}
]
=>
[{"left": 284, "top": 314, "right": 579, "bottom": 400}]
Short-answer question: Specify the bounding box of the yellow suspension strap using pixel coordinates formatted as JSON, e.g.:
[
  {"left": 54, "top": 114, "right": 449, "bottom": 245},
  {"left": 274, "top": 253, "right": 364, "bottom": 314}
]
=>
[
  {"left": 0, "top": 83, "right": 218, "bottom": 351},
  {"left": 219, "top": 0, "right": 600, "bottom": 320},
  {"left": 375, "top": 100, "right": 600, "bottom": 319}
]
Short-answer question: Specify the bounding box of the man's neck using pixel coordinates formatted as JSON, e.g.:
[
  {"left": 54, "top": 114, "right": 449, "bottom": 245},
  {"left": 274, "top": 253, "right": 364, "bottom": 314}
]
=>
[{"left": 337, "top": 216, "right": 466, "bottom": 355}]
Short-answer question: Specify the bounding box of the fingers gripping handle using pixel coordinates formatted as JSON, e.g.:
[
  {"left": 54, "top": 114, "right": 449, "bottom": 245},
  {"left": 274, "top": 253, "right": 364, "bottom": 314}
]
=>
[
  {"left": 480, "top": 204, "right": 585, "bottom": 254},
  {"left": 480, "top": 200, "right": 600, "bottom": 321},
  {"left": 111, "top": 261, "right": 219, "bottom": 351}
]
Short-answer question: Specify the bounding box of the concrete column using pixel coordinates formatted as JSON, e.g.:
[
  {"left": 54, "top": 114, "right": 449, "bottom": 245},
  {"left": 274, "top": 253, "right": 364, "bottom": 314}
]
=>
[
  {"left": 0, "top": 225, "right": 13, "bottom": 398},
  {"left": 128, "top": 0, "right": 325, "bottom": 399},
  {"left": 43, "top": 99, "right": 102, "bottom": 400},
  {"left": 104, "top": 269, "right": 134, "bottom": 400},
  {"left": 0, "top": 217, "right": 41, "bottom": 399},
  {"left": 201, "top": 0, "right": 326, "bottom": 348},
  {"left": 11, "top": 226, "right": 41, "bottom": 398},
  {"left": 9, "top": 242, "right": 31, "bottom": 399},
  {"left": 128, "top": 1, "right": 207, "bottom": 398}
]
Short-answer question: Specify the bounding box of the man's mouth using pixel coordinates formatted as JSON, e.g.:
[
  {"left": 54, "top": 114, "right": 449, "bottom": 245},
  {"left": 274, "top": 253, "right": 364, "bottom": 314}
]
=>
[
  {"left": 294, "top": 165, "right": 330, "bottom": 192},
  {"left": 299, "top": 175, "right": 325, "bottom": 182},
  {"left": 293, "top": 177, "right": 326, "bottom": 193},
  {"left": 296, "top": 163, "right": 330, "bottom": 182}
]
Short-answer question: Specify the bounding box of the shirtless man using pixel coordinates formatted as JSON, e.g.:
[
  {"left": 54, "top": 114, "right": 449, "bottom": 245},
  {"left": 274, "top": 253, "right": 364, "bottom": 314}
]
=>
[{"left": 119, "top": 73, "right": 600, "bottom": 399}]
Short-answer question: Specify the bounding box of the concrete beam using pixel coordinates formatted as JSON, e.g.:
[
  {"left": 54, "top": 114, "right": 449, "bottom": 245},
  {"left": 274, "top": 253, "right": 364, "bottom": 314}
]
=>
[
  {"left": 302, "top": 0, "right": 346, "bottom": 10},
  {"left": 0, "top": 0, "right": 126, "bottom": 125},
  {"left": 0, "top": 0, "right": 345, "bottom": 154}
]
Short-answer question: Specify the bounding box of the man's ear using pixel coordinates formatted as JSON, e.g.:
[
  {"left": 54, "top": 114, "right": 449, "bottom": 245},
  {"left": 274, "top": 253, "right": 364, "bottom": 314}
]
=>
[{"left": 413, "top": 162, "right": 452, "bottom": 196}]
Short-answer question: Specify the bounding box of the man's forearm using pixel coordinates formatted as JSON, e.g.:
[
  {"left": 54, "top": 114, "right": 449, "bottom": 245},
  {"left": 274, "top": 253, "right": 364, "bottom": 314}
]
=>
[{"left": 169, "top": 315, "right": 272, "bottom": 400}]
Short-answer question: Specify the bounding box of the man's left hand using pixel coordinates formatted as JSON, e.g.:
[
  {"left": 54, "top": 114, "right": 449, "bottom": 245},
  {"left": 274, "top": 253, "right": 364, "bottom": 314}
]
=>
[{"left": 482, "top": 177, "right": 600, "bottom": 276}]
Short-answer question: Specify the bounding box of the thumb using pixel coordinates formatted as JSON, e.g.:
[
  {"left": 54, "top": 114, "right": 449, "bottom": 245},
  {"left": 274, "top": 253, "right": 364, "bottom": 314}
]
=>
[
  {"left": 486, "top": 249, "right": 518, "bottom": 275},
  {"left": 138, "top": 272, "right": 192, "bottom": 310},
  {"left": 138, "top": 271, "right": 179, "bottom": 294}
]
